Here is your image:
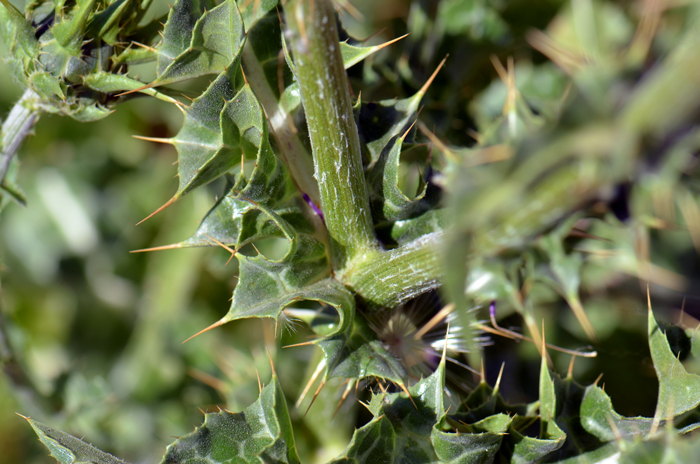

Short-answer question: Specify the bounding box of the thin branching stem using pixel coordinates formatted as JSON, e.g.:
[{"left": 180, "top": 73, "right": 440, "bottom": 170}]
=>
[{"left": 1, "top": 89, "right": 39, "bottom": 185}]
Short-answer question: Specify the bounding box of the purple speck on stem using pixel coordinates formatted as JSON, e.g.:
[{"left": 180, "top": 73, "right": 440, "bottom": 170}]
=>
[
  {"left": 489, "top": 301, "right": 497, "bottom": 320},
  {"left": 303, "top": 193, "right": 325, "bottom": 222}
]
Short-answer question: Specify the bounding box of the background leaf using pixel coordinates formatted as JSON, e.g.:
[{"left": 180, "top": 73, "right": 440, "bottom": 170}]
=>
[
  {"left": 160, "top": 375, "right": 300, "bottom": 464},
  {"left": 24, "top": 417, "right": 129, "bottom": 464}
]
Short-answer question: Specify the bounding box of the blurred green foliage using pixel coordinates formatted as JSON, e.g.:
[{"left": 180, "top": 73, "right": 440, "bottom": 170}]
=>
[{"left": 2, "top": 0, "right": 700, "bottom": 462}]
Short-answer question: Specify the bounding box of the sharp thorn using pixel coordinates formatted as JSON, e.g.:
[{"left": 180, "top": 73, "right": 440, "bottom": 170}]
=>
[
  {"left": 304, "top": 378, "right": 327, "bottom": 417},
  {"left": 494, "top": 362, "right": 505, "bottom": 393},
  {"left": 203, "top": 233, "right": 237, "bottom": 257},
  {"left": 400, "top": 119, "right": 418, "bottom": 142},
  {"left": 398, "top": 382, "right": 417, "bottom": 409},
  {"left": 282, "top": 340, "right": 317, "bottom": 348},
  {"left": 116, "top": 82, "right": 156, "bottom": 97},
  {"left": 132, "top": 135, "right": 173, "bottom": 144},
  {"left": 593, "top": 372, "right": 604, "bottom": 387},
  {"left": 419, "top": 55, "right": 448, "bottom": 96},
  {"left": 296, "top": 359, "right": 326, "bottom": 408},
  {"left": 130, "top": 243, "right": 183, "bottom": 253},
  {"left": 137, "top": 196, "right": 177, "bottom": 225},
  {"left": 182, "top": 319, "right": 225, "bottom": 344},
  {"left": 266, "top": 348, "right": 277, "bottom": 378},
  {"left": 374, "top": 33, "right": 410, "bottom": 50},
  {"left": 332, "top": 380, "right": 354, "bottom": 420}
]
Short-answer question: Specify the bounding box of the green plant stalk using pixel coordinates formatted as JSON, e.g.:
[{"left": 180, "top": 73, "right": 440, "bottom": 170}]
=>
[
  {"left": 241, "top": 42, "right": 320, "bottom": 205},
  {"left": 285, "top": 0, "right": 376, "bottom": 269},
  {"left": 346, "top": 232, "right": 443, "bottom": 308},
  {"left": 0, "top": 89, "right": 39, "bottom": 184}
]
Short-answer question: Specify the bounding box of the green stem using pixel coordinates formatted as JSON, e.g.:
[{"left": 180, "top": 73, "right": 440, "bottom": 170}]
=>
[
  {"left": 285, "top": 0, "right": 376, "bottom": 269},
  {"left": 1, "top": 89, "right": 39, "bottom": 185},
  {"left": 346, "top": 232, "right": 443, "bottom": 309},
  {"left": 241, "top": 42, "right": 320, "bottom": 205}
]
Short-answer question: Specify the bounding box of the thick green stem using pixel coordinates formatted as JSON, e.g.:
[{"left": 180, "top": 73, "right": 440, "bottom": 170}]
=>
[
  {"left": 1, "top": 89, "right": 39, "bottom": 185},
  {"left": 346, "top": 232, "right": 442, "bottom": 309},
  {"left": 285, "top": 0, "right": 376, "bottom": 269}
]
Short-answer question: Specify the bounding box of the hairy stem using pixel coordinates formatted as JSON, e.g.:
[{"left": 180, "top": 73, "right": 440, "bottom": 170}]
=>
[
  {"left": 1, "top": 89, "right": 39, "bottom": 185},
  {"left": 241, "top": 42, "right": 320, "bottom": 205},
  {"left": 346, "top": 233, "right": 443, "bottom": 309},
  {"left": 285, "top": 0, "right": 376, "bottom": 269}
]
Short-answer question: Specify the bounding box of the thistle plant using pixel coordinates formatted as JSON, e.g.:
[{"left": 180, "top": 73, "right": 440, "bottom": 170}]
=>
[{"left": 2, "top": 0, "right": 700, "bottom": 463}]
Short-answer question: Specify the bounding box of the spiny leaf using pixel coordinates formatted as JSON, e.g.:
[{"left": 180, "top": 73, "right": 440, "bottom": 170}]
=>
[
  {"left": 449, "top": 377, "right": 564, "bottom": 462},
  {"left": 539, "top": 367, "right": 625, "bottom": 463},
  {"left": 368, "top": 138, "right": 439, "bottom": 224},
  {"left": 29, "top": 72, "right": 65, "bottom": 100},
  {"left": 83, "top": 72, "right": 180, "bottom": 104},
  {"left": 648, "top": 304, "right": 700, "bottom": 417},
  {"left": 316, "top": 311, "right": 407, "bottom": 383},
  {"left": 171, "top": 70, "right": 306, "bottom": 247},
  {"left": 331, "top": 359, "right": 446, "bottom": 463},
  {"left": 181, "top": 183, "right": 309, "bottom": 249},
  {"left": 358, "top": 91, "right": 424, "bottom": 167},
  {"left": 539, "top": 355, "right": 566, "bottom": 442},
  {"left": 237, "top": 0, "right": 277, "bottom": 32},
  {"left": 339, "top": 35, "right": 408, "bottom": 69},
  {"left": 0, "top": 0, "right": 39, "bottom": 59},
  {"left": 52, "top": 0, "right": 98, "bottom": 56},
  {"left": 225, "top": 239, "right": 329, "bottom": 321},
  {"left": 160, "top": 375, "right": 300, "bottom": 464},
  {"left": 431, "top": 414, "right": 510, "bottom": 464},
  {"left": 89, "top": 0, "right": 131, "bottom": 44},
  {"left": 509, "top": 427, "right": 566, "bottom": 464},
  {"left": 157, "top": 0, "right": 216, "bottom": 76},
  {"left": 23, "top": 416, "right": 129, "bottom": 464},
  {"left": 580, "top": 385, "right": 654, "bottom": 442},
  {"left": 161, "top": 67, "right": 251, "bottom": 204},
  {"left": 154, "top": 0, "right": 245, "bottom": 86},
  {"left": 388, "top": 208, "right": 448, "bottom": 245}
]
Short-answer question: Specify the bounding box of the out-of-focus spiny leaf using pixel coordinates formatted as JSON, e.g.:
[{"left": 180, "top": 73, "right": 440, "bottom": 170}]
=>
[
  {"left": 648, "top": 305, "right": 700, "bottom": 417},
  {"left": 617, "top": 430, "right": 700, "bottom": 464},
  {"left": 160, "top": 375, "right": 300, "bottom": 464},
  {"left": 89, "top": 0, "right": 131, "bottom": 44},
  {"left": 24, "top": 416, "right": 129, "bottom": 464},
  {"left": 538, "top": 217, "right": 596, "bottom": 340},
  {"left": 436, "top": 0, "right": 508, "bottom": 41},
  {"left": 0, "top": 0, "right": 38, "bottom": 60},
  {"left": 52, "top": 0, "right": 98, "bottom": 56}
]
